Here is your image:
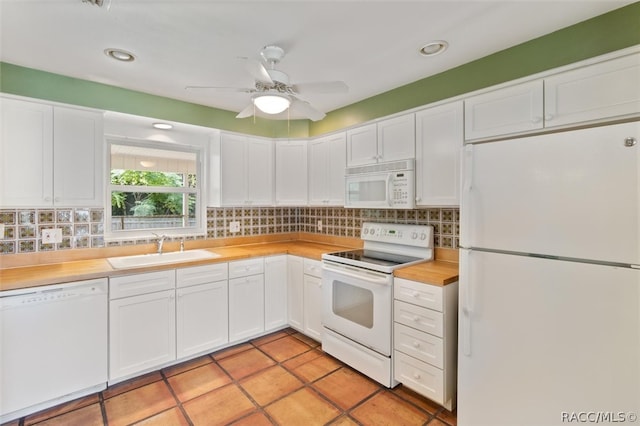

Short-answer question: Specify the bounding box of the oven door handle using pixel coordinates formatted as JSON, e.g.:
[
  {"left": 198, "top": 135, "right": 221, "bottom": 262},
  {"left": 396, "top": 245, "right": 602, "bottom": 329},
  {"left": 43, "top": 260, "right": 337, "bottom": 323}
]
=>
[{"left": 322, "top": 262, "right": 391, "bottom": 285}]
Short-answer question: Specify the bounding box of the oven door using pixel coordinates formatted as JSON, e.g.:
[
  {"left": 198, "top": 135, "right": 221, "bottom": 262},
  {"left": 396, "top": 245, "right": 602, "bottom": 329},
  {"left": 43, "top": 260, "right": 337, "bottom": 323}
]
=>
[{"left": 322, "top": 261, "right": 393, "bottom": 356}]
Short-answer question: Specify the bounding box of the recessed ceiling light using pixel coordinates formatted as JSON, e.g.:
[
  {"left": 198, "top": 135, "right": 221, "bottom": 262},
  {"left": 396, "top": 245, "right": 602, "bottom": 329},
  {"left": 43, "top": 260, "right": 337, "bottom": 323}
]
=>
[
  {"left": 152, "top": 122, "right": 173, "bottom": 130},
  {"left": 419, "top": 41, "right": 448, "bottom": 57},
  {"left": 104, "top": 48, "right": 135, "bottom": 62}
]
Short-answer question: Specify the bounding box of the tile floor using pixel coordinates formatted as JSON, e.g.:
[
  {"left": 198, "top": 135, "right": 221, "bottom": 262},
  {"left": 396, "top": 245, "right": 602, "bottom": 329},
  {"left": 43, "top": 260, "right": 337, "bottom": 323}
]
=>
[{"left": 4, "top": 328, "right": 457, "bottom": 426}]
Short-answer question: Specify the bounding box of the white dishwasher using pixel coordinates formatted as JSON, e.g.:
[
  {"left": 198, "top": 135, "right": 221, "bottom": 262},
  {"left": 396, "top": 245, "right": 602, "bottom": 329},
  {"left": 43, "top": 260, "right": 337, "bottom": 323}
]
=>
[{"left": 0, "top": 278, "right": 108, "bottom": 422}]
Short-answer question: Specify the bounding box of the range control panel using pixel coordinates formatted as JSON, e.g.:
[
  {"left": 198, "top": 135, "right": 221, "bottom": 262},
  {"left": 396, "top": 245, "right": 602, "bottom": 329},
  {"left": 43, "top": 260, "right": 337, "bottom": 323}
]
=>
[{"left": 361, "top": 222, "right": 433, "bottom": 247}]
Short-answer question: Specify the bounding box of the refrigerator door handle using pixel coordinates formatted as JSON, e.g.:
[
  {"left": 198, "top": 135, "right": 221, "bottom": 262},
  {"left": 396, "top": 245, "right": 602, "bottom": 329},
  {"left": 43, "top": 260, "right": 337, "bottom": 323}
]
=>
[
  {"left": 460, "top": 144, "right": 474, "bottom": 248},
  {"left": 460, "top": 248, "right": 473, "bottom": 356}
]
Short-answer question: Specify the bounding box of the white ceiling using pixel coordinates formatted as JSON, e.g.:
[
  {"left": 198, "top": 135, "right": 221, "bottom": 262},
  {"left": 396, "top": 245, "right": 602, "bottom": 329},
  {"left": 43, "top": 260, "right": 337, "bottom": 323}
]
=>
[{"left": 0, "top": 0, "right": 633, "bottom": 120}]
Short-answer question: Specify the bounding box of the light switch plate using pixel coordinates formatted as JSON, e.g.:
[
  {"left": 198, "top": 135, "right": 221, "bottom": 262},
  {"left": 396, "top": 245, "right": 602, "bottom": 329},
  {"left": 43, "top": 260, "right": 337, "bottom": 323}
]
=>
[{"left": 42, "top": 228, "right": 63, "bottom": 244}]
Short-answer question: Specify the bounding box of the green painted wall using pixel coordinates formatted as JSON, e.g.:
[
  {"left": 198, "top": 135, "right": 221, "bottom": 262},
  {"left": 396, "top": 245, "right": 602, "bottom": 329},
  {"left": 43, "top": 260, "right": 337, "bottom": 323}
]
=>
[
  {"left": 311, "top": 1, "right": 640, "bottom": 135},
  {"left": 1, "top": 2, "right": 639, "bottom": 138}
]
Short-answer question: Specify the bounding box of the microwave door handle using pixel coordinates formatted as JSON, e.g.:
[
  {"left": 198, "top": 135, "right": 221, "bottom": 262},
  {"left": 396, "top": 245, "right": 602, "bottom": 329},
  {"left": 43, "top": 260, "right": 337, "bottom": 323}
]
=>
[{"left": 386, "top": 174, "right": 393, "bottom": 207}]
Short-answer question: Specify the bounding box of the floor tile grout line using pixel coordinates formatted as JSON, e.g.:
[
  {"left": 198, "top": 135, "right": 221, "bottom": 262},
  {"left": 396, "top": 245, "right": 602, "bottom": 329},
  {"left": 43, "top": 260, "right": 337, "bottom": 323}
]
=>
[{"left": 159, "top": 368, "right": 195, "bottom": 426}]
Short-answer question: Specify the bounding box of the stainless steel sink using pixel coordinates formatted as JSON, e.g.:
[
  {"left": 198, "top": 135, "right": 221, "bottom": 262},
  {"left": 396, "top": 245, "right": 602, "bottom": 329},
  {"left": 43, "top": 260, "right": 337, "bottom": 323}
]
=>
[{"left": 107, "top": 249, "right": 220, "bottom": 269}]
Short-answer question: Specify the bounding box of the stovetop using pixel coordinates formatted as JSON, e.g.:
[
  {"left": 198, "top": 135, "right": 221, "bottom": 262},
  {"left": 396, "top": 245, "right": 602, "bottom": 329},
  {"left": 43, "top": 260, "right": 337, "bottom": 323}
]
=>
[{"left": 322, "top": 222, "right": 434, "bottom": 273}]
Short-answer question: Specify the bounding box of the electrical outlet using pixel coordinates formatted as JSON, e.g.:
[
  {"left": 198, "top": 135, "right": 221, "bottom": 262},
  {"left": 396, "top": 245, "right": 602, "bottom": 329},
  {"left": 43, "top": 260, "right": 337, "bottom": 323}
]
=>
[
  {"left": 317, "top": 220, "right": 323, "bottom": 231},
  {"left": 0, "top": 223, "right": 5, "bottom": 239},
  {"left": 229, "top": 221, "right": 241, "bottom": 233},
  {"left": 42, "top": 228, "right": 63, "bottom": 244}
]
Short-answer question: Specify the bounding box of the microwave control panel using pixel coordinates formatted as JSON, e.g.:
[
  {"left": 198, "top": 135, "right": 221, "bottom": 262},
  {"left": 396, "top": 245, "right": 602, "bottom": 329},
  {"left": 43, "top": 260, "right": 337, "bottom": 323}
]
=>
[{"left": 390, "top": 172, "right": 414, "bottom": 207}]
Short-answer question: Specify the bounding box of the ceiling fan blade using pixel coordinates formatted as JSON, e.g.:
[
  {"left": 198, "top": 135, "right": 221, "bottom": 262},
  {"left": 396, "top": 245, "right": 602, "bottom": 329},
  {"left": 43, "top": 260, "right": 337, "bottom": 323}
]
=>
[
  {"left": 236, "top": 103, "right": 255, "bottom": 119},
  {"left": 245, "top": 59, "right": 273, "bottom": 85},
  {"left": 290, "top": 99, "right": 326, "bottom": 121},
  {"left": 185, "top": 86, "right": 252, "bottom": 92},
  {"left": 293, "top": 81, "right": 348, "bottom": 94}
]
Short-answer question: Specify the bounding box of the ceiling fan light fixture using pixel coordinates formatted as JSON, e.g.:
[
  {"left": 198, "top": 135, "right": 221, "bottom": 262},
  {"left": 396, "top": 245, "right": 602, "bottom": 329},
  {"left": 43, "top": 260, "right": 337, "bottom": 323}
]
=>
[
  {"left": 419, "top": 40, "right": 448, "bottom": 57},
  {"left": 253, "top": 93, "right": 290, "bottom": 114}
]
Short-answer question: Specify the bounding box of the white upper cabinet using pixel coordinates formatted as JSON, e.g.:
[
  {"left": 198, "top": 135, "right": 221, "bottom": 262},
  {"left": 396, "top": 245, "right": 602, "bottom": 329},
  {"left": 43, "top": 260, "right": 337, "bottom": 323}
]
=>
[
  {"left": 415, "top": 101, "right": 463, "bottom": 207},
  {"left": 0, "top": 97, "right": 103, "bottom": 207},
  {"left": 346, "top": 114, "right": 415, "bottom": 166},
  {"left": 308, "top": 132, "right": 346, "bottom": 206},
  {"left": 377, "top": 114, "right": 416, "bottom": 163},
  {"left": 544, "top": 53, "right": 640, "bottom": 128},
  {"left": 465, "top": 51, "right": 640, "bottom": 141},
  {"left": 275, "top": 140, "right": 308, "bottom": 205},
  {"left": 220, "top": 133, "right": 274, "bottom": 206},
  {"left": 464, "top": 80, "right": 544, "bottom": 141}
]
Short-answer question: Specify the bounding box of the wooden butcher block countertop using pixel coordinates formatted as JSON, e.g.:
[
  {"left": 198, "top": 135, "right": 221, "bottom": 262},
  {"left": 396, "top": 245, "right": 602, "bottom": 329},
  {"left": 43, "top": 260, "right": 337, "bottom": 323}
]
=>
[{"left": 0, "top": 234, "right": 458, "bottom": 293}]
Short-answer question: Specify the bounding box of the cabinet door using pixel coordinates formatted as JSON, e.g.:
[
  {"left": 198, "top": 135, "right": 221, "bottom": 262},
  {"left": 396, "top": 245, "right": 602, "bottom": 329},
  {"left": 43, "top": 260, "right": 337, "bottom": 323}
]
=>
[
  {"left": 325, "top": 133, "right": 347, "bottom": 205},
  {"left": 377, "top": 114, "right": 415, "bottom": 162},
  {"left": 275, "top": 140, "right": 307, "bottom": 205},
  {"left": 415, "top": 101, "right": 463, "bottom": 206},
  {"left": 464, "top": 80, "right": 543, "bottom": 141},
  {"left": 246, "top": 137, "right": 274, "bottom": 205},
  {"left": 228, "top": 274, "right": 265, "bottom": 342},
  {"left": 264, "top": 255, "right": 288, "bottom": 330},
  {"left": 308, "top": 137, "right": 329, "bottom": 205},
  {"left": 544, "top": 53, "right": 640, "bottom": 128},
  {"left": 0, "top": 98, "right": 53, "bottom": 207},
  {"left": 346, "top": 123, "right": 378, "bottom": 166},
  {"left": 303, "top": 274, "right": 323, "bottom": 341},
  {"left": 53, "top": 107, "right": 104, "bottom": 206},
  {"left": 220, "top": 133, "right": 247, "bottom": 206},
  {"left": 287, "top": 255, "right": 304, "bottom": 331},
  {"left": 176, "top": 281, "right": 228, "bottom": 358},
  {"left": 109, "top": 289, "right": 176, "bottom": 381}
]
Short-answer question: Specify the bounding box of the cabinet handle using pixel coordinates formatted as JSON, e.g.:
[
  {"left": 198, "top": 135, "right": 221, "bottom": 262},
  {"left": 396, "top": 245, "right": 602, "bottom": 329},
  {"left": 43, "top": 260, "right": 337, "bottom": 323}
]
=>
[
  {"left": 413, "top": 373, "right": 422, "bottom": 380},
  {"left": 44, "top": 197, "right": 52, "bottom": 202},
  {"left": 545, "top": 114, "right": 554, "bottom": 121},
  {"left": 412, "top": 315, "right": 420, "bottom": 322},
  {"left": 412, "top": 341, "right": 421, "bottom": 348},
  {"left": 531, "top": 116, "right": 542, "bottom": 124},
  {"left": 411, "top": 291, "right": 420, "bottom": 298}
]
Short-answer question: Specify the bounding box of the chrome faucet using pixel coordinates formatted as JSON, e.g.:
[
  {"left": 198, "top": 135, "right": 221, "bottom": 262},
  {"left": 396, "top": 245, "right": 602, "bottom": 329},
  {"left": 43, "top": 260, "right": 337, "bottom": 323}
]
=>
[{"left": 152, "top": 233, "right": 168, "bottom": 254}]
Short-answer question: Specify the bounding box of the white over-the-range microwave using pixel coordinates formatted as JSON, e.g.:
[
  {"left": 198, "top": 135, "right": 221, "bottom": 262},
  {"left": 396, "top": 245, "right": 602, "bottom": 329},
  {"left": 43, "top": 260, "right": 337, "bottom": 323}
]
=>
[{"left": 344, "top": 159, "right": 415, "bottom": 209}]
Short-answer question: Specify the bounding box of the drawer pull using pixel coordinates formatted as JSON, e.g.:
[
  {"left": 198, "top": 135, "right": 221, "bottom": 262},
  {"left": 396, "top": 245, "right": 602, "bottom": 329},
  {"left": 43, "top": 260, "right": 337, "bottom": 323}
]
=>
[
  {"left": 412, "top": 341, "right": 421, "bottom": 348},
  {"left": 413, "top": 373, "right": 421, "bottom": 380},
  {"left": 411, "top": 291, "right": 420, "bottom": 298},
  {"left": 412, "top": 315, "right": 421, "bottom": 322}
]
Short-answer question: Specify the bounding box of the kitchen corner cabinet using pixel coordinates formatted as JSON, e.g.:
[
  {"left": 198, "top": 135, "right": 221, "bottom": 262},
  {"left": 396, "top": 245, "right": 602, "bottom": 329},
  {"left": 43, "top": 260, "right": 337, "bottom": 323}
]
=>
[
  {"left": 0, "top": 97, "right": 104, "bottom": 207},
  {"left": 109, "top": 271, "right": 177, "bottom": 382},
  {"left": 264, "top": 255, "right": 288, "bottom": 330},
  {"left": 275, "top": 140, "right": 308, "bottom": 205},
  {"left": 415, "top": 101, "right": 463, "bottom": 207},
  {"left": 308, "top": 132, "right": 346, "bottom": 206},
  {"left": 176, "top": 264, "right": 229, "bottom": 359},
  {"left": 302, "top": 258, "right": 323, "bottom": 341},
  {"left": 393, "top": 278, "right": 458, "bottom": 410},
  {"left": 220, "top": 133, "right": 273, "bottom": 206},
  {"left": 346, "top": 114, "right": 415, "bottom": 167},
  {"left": 228, "top": 258, "right": 265, "bottom": 342}
]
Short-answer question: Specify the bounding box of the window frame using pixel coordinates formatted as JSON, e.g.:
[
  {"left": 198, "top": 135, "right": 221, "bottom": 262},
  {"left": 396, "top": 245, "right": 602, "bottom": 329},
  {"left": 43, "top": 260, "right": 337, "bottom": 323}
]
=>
[{"left": 104, "top": 137, "right": 205, "bottom": 241}]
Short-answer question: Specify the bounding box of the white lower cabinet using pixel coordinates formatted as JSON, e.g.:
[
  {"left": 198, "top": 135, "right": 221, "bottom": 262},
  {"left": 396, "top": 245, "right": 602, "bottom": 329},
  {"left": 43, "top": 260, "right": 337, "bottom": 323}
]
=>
[
  {"left": 228, "top": 258, "right": 265, "bottom": 342},
  {"left": 287, "top": 255, "right": 304, "bottom": 331},
  {"left": 109, "top": 270, "right": 177, "bottom": 382},
  {"left": 176, "top": 264, "right": 229, "bottom": 359},
  {"left": 393, "top": 277, "right": 458, "bottom": 410},
  {"left": 265, "top": 255, "right": 288, "bottom": 330},
  {"left": 287, "top": 255, "right": 323, "bottom": 342}
]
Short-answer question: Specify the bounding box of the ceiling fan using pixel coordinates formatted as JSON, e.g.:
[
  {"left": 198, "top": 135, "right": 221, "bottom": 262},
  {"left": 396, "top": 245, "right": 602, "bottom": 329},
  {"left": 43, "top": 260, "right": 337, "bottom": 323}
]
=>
[{"left": 186, "top": 45, "right": 348, "bottom": 121}]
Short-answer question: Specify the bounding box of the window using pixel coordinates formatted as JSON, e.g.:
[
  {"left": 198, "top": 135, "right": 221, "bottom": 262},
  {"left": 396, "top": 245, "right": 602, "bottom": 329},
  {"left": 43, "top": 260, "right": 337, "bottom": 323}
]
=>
[{"left": 105, "top": 139, "right": 204, "bottom": 239}]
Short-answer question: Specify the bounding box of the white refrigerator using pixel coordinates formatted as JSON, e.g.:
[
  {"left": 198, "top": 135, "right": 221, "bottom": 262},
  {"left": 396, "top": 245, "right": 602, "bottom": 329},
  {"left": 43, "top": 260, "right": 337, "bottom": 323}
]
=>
[{"left": 458, "top": 122, "right": 640, "bottom": 426}]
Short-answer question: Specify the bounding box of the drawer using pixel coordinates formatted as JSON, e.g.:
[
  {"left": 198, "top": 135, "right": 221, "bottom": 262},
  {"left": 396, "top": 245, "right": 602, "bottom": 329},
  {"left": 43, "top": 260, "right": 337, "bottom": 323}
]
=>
[
  {"left": 394, "top": 300, "right": 443, "bottom": 338},
  {"left": 394, "top": 322, "right": 443, "bottom": 369},
  {"left": 303, "top": 258, "right": 322, "bottom": 278},
  {"left": 110, "top": 270, "right": 176, "bottom": 300},
  {"left": 176, "top": 263, "right": 228, "bottom": 288},
  {"left": 229, "top": 258, "right": 264, "bottom": 279},
  {"left": 394, "top": 278, "right": 443, "bottom": 311},
  {"left": 394, "top": 350, "right": 444, "bottom": 404}
]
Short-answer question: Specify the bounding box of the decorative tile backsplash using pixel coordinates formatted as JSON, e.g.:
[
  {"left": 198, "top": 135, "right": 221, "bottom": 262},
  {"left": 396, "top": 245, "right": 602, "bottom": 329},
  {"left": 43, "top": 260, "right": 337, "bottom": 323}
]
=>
[{"left": 0, "top": 206, "right": 459, "bottom": 255}]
